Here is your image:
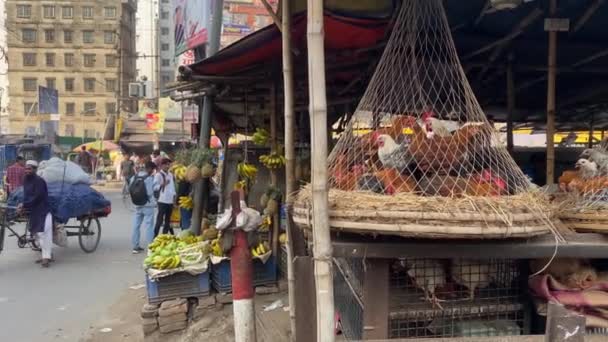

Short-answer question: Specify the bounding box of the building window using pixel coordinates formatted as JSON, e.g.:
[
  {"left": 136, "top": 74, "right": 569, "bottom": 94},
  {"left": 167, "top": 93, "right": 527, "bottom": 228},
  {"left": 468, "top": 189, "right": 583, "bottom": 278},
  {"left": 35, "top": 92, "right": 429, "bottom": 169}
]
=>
[
  {"left": 23, "top": 78, "right": 37, "bottom": 92},
  {"left": 104, "top": 7, "right": 117, "bottom": 18},
  {"left": 162, "top": 75, "right": 171, "bottom": 83},
  {"left": 106, "top": 102, "right": 117, "bottom": 114},
  {"left": 104, "top": 31, "right": 116, "bottom": 44},
  {"left": 23, "top": 53, "right": 36, "bottom": 66},
  {"left": 161, "top": 11, "right": 169, "bottom": 20},
  {"left": 43, "top": 5, "right": 56, "bottom": 19},
  {"left": 44, "top": 29, "right": 55, "bottom": 43},
  {"left": 65, "top": 124, "right": 75, "bottom": 136},
  {"left": 65, "top": 78, "right": 74, "bottom": 92},
  {"left": 83, "top": 102, "right": 96, "bottom": 114},
  {"left": 82, "top": 6, "right": 94, "bottom": 19},
  {"left": 45, "top": 53, "right": 55, "bottom": 67},
  {"left": 22, "top": 29, "right": 37, "bottom": 43},
  {"left": 45, "top": 78, "right": 56, "bottom": 90},
  {"left": 17, "top": 5, "right": 31, "bottom": 18},
  {"left": 62, "top": 6, "right": 73, "bottom": 19},
  {"left": 82, "top": 31, "right": 94, "bottom": 44},
  {"left": 24, "top": 102, "right": 37, "bottom": 115},
  {"left": 84, "top": 78, "right": 96, "bottom": 92},
  {"left": 65, "top": 103, "right": 75, "bottom": 115},
  {"left": 105, "top": 55, "right": 117, "bottom": 67},
  {"left": 162, "top": 0, "right": 169, "bottom": 3},
  {"left": 64, "top": 30, "right": 73, "bottom": 43},
  {"left": 105, "top": 79, "right": 117, "bottom": 92},
  {"left": 84, "top": 54, "right": 96, "bottom": 67},
  {"left": 161, "top": 43, "right": 169, "bottom": 51},
  {"left": 161, "top": 27, "right": 169, "bottom": 35},
  {"left": 64, "top": 53, "right": 74, "bottom": 67},
  {"left": 161, "top": 59, "right": 170, "bottom": 67},
  {"left": 84, "top": 129, "right": 96, "bottom": 138}
]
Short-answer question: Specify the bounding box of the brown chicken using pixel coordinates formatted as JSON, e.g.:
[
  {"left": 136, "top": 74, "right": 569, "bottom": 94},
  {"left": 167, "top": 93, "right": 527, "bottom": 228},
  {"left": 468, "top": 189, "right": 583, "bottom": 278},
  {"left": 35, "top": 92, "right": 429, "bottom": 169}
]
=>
[
  {"left": 402, "top": 116, "right": 486, "bottom": 173},
  {"left": 558, "top": 170, "right": 578, "bottom": 191},
  {"left": 359, "top": 115, "right": 412, "bottom": 153},
  {"left": 374, "top": 168, "right": 416, "bottom": 194},
  {"left": 418, "top": 174, "right": 468, "bottom": 197},
  {"left": 465, "top": 170, "right": 508, "bottom": 197},
  {"left": 581, "top": 176, "right": 608, "bottom": 195},
  {"left": 331, "top": 155, "right": 366, "bottom": 191}
]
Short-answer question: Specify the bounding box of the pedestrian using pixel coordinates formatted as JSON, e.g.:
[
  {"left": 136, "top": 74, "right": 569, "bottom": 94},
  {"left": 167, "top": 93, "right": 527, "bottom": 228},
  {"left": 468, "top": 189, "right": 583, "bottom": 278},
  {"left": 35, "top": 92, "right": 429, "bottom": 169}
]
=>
[
  {"left": 129, "top": 161, "right": 157, "bottom": 254},
  {"left": 18, "top": 161, "right": 53, "bottom": 267},
  {"left": 77, "top": 146, "right": 92, "bottom": 173},
  {"left": 151, "top": 149, "right": 163, "bottom": 168},
  {"left": 176, "top": 179, "right": 192, "bottom": 229},
  {"left": 5, "top": 156, "right": 26, "bottom": 194},
  {"left": 154, "top": 158, "right": 176, "bottom": 236},
  {"left": 120, "top": 153, "right": 135, "bottom": 185}
]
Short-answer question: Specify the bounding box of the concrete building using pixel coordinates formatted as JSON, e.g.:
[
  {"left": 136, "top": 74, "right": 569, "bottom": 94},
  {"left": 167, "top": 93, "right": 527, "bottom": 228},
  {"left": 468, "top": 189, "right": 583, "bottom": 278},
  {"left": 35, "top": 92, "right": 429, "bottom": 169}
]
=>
[
  {"left": 158, "top": 0, "right": 176, "bottom": 94},
  {"left": 5, "top": 0, "right": 137, "bottom": 139},
  {"left": 135, "top": 0, "right": 158, "bottom": 92},
  {"left": 0, "top": 0, "right": 10, "bottom": 134},
  {"left": 221, "top": 0, "right": 274, "bottom": 48}
]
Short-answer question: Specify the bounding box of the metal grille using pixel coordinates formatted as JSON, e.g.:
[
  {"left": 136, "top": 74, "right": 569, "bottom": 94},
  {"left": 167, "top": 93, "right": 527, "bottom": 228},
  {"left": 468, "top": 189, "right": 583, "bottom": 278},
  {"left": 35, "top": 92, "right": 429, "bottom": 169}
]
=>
[
  {"left": 389, "top": 258, "right": 527, "bottom": 338},
  {"left": 333, "top": 257, "right": 364, "bottom": 340}
]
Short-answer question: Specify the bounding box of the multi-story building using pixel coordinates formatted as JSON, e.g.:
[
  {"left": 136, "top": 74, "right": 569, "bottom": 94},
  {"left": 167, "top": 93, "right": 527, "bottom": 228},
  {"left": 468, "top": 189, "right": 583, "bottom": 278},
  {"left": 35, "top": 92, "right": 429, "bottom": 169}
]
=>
[
  {"left": 135, "top": 0, "right": 158, "bottom": 91},
  {"left": 0, "top": 1, "right": 10, "bottom": 134},
  {"left": 221, "top": 0, "right": 275, "bottom": 48},
  {"left": 158, "top": 0, "right": 176, "bottom": 94},
  {"left": 5, "top": 0, "right": 137, "bottom": 139}
]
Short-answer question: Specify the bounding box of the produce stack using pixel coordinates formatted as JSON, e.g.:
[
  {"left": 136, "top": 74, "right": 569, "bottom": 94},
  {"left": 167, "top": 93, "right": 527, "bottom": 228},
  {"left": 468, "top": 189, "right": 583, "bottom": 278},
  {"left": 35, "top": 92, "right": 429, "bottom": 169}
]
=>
[{"left": 158, "top": 298, "right": 189, "bottom": 334}]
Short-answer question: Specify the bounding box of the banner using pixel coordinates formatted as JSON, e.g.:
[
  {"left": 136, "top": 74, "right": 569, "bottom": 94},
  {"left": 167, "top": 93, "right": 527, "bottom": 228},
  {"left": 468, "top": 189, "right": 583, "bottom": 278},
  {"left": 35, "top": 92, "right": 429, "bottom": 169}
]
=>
[
  {"left": 138, "top": 99, "right": 157, "bottom": 119},
  {"left": 174, "top": 0, "right": 213, "bottom": 56},
  {"left": 159, "top": 97, "right": 183, "bottom": 120},
  {"left": 146, "top": 113, "right": 165, "bottom": 133}
]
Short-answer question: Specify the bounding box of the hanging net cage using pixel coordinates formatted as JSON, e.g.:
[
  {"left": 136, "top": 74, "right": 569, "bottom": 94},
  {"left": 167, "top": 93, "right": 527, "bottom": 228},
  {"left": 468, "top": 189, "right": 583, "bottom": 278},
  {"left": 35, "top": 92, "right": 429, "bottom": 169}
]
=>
[
  {"left": 294, "top": 0, "right": 559, "bottom": 239},
  {"left": 556, "top": 140, "right": 608, "bottom": 232}
]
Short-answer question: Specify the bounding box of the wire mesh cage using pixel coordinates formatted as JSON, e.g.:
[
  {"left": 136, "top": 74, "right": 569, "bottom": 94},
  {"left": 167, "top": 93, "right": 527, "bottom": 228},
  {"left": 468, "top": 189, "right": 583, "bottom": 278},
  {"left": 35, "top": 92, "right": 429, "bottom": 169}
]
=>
[
  {"left": 389, "top": 258, "right": 529, "bottom": 339},
  {"left": 333, "top": 257, "right": 365, "bottom": 340}
]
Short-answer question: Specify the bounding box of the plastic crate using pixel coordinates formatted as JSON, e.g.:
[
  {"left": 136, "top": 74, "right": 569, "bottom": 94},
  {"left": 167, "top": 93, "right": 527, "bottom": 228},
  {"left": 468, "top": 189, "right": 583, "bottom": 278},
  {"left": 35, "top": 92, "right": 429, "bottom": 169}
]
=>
[
  {"left": 211, "top": 256, "right": 277, "bottom": 293},
  {"left": 146, "top": 271, "right": 210, "bottom": 304}
]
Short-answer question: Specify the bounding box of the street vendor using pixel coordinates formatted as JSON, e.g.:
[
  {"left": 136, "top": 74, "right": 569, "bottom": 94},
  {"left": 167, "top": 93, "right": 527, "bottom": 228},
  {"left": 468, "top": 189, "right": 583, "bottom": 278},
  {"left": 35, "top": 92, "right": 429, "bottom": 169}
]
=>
[{"left": 18, "top": 160, "right": 53, "bottom": 268}]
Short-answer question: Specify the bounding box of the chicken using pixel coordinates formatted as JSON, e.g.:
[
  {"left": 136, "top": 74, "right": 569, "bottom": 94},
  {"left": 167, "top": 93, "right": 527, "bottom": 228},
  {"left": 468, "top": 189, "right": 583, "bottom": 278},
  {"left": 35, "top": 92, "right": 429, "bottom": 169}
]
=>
[
  {"left": 359, "top": 115, "right": 412, "bottom": 153},
  {"left": 331, "top": 155, "right": 366, "bottom": 191},
  {"left": 465, "top": 169, "right": 508, "bottom": 197},
  {"left": 375, "top": 134, "right": 414, "bottom": 172},
  {"left": 576, "top": 158, "right": 598, "bottom": 179},
  {"left": 581, "top": 176, "right": 608, "bottom": 195},
  {"left": 567, "top": 159, "right": 601, "bottom": 194},
  {"left": 559, "top": 170, "right": 578, "bottom": 191},
  {"left": 529, "top": 258, "right": 588, "bottom": 283},
  {"left": 373, "top": 168, "right": 416, "bottom": 194},
  {"left": 421, "top": 109, "right": 458, "bottom": 138},
  {"left": 451, "top": 259, "right": 495, "bottom": 300},
  {"left": 580, "top": 148, "right": 608, "bottom": 175},
  {"left": 402, "top": 116, "right": 485, "bottom": 174},
  {"left": 563, "top": 266, "right": 598, "bottom": 290},
  {"left": 418, "top": 174, "right": 468, "bottom": 197},
  {"left": 406, "top": 259, "right": 447, "bottom": 309},
  {"left": 357, "top": 174, "right": 385, "bottom": 194}
]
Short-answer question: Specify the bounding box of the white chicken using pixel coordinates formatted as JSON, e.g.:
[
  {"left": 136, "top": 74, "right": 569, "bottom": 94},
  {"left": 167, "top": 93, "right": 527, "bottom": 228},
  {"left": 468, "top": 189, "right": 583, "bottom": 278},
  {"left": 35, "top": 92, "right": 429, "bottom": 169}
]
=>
[
  {"left": 375, "top": 134, "right": 413, "bottom": 171},
  {"left": 575, "top": 158, "right": 598, "bottom": 180},
  {"left": 580, "top": 148, "right": 608, "bottom": 175},
  {"left": 420, "top": 109, "right": 459, "bottom": 138},
  {"left": 406, "top": 259, "right": 447, "bottom": 309},
  {"left": 451, "top": 259, "right": 495, "bottom": 300}
]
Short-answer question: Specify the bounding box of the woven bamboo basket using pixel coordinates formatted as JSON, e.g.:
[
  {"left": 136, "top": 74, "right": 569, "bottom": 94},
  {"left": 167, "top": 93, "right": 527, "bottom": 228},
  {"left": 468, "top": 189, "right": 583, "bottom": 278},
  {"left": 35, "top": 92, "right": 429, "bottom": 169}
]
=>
[
  {"left": 559, "top": 209, "right": 608, "bottom": 233},
  {"left": 294, "top": 187, "right": 554, "bottom": 239}
]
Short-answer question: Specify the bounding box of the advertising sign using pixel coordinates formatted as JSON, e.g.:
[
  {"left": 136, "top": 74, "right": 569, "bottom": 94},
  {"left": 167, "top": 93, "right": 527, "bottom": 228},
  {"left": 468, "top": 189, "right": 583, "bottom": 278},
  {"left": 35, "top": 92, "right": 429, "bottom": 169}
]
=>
[
  {"left": 159, "top": 97, "right": 183, "bottom": 120},
  {"left": 174, "top": 0, "right": 213, "bottom": 56}
]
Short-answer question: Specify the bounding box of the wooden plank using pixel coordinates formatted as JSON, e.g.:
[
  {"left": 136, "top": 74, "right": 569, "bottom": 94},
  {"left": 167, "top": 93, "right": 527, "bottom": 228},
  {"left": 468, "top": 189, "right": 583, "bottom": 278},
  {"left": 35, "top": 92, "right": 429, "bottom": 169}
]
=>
[
  {"left": 294, "top": 256, "right": 317, "bottom": 342},
  {"left": 546, "top": 0, "right": 558, "bottom": 185},
  {"left": 362, "top": 259, "right": 390, "bottom": 340}
]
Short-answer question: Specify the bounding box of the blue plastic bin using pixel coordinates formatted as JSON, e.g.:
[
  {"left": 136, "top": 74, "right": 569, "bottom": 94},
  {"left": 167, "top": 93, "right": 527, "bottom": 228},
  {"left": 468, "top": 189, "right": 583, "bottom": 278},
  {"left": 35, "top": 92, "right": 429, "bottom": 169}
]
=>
[
  {"left": 211, "top": 256, "right": 277, "bottom": 293},
  {"left": 146, "top": 271, "right": 210, "bottom": 304}
]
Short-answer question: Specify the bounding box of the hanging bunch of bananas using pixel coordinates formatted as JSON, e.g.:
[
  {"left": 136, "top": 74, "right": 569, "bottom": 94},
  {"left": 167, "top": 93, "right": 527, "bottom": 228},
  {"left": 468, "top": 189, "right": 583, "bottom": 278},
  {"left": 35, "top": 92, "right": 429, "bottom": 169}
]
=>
[
  {"left": 251, "top": 241, "right": 271, "bottom": 257},
  {"left": 259, "top": 153, "right": 286, "bottom": 169},
  {"left": 178, "top": 196, "right": 193, "bottom": 209},
  {"left": 210, "top": 238, "right": 223, "bottom": 257},
  {"left": 237, "top": 162, "right": 258, "bottom": 182},
  {"left": 170, "top": 163, "right": 188, "bottom": 181},
  {"left": 234, "top": 180, "right": 248, "bottom": 192},
  {"left": 258, "top": 215, "right": 272, "bottom": 232},
  {"left": 252, "top": 128, "right": 270, "bottom": 146}
]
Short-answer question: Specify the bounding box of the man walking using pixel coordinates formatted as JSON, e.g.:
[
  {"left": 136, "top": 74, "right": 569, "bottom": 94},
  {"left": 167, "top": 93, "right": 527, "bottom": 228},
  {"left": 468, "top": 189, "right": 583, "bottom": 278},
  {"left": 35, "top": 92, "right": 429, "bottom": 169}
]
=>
[
  {"left": 19, "top": 161, "right": 53, "bottom": 267},
  {"left": 129, "top": 161, "right": 156, "bottom": 254},
  {"left": 5, "top": 156, "right": 26, "bottom": 194},
  {"left": 154, "top": 158, "right": 176, "bottom": 236},
  {"left": 77, "top": 146, "right": 92, "bottom": 173}
]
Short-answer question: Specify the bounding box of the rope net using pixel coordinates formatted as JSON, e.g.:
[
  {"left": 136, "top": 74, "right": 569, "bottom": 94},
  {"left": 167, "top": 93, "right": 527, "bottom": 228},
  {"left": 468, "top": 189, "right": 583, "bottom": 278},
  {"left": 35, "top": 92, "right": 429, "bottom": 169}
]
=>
[{"left": 329, "top": 0, "right": 530, "bottom": 199}]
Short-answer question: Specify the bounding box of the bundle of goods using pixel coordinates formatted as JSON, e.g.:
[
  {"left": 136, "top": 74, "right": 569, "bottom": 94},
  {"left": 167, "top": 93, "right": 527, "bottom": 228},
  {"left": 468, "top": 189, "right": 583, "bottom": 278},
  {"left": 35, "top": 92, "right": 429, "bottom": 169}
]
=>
[
  {"left": 556, "top": 142, "right": 608, "bottom": 232},
  {"left": 294, "top": 0, "right": 555, "bottom": 239},
  {"left": 8, "top": 182, "right": 111, "bottom": 223},
  {"left": 37, "top": 157, "right": 91, "bottom": 184},
  {"left": 144, "top": 231, "right": 211, "bottom": 280}
]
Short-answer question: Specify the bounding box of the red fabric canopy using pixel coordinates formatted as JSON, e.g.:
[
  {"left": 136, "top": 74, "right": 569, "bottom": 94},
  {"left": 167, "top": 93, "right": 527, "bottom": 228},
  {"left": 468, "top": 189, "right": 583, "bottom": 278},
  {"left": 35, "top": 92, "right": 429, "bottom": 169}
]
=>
[{"left": 189, "top": 12, "right": 390, "bottom": 76}]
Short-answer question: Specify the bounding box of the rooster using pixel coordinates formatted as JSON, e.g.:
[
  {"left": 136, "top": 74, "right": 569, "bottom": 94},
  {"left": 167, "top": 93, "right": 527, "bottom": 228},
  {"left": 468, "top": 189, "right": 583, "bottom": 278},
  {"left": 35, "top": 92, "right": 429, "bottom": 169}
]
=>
[
  {"left": 406, "top": 259, "right": 447, "bottom": 309},
  {"left": 375, "top": 134, "right": 414, "bottom": 172},
  {"left": 568, "top": 158, "right": 599, "bottom": 193},
  {"left": 374, "top": 168, "right": 416, "bottom": 194},
  {"left": 421, "top": 108, "right": 458, "bottom": 138},
  {"left": 466, "top": 169, "right": 508, "bottom": 197}
]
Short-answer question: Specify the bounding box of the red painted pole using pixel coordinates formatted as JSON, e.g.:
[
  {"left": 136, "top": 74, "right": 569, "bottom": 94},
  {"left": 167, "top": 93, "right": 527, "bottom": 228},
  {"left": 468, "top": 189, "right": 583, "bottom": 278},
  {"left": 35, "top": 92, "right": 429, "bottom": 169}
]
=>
[{"left": 229, "top": 190, "right": 257, "bottom": 341}]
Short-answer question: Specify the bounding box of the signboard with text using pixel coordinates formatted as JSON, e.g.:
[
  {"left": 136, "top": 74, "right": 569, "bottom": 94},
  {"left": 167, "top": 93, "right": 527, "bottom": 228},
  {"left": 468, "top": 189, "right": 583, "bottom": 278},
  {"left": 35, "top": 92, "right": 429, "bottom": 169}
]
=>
[{"left": 173, "top": 0, "right": 213, "bottom": 56}]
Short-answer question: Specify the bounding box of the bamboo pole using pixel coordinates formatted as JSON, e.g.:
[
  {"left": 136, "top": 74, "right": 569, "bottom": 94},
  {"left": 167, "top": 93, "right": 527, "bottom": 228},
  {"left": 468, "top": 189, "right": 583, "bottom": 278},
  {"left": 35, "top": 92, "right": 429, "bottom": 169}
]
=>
[
  {"left": 270, "top": 82, "right": 280, "bottom": 260},
  {"left": 546, "top": 0, "right": 558, "bottom": 185},
  {"left": 506, "top": 54, "right": 515, "bottom": 154},
  {"left": 281, "top": 0, "right": 297, "bottom": 338},
  {"left": 307, "top": 0, "right": 335, "bottom": 341}
]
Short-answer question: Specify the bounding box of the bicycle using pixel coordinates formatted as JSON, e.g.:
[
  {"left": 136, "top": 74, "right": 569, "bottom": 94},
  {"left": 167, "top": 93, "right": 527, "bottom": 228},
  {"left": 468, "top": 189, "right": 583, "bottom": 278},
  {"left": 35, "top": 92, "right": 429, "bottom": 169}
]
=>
[{"left": 0, "top": 204, "right": 39, "bottom": 254}]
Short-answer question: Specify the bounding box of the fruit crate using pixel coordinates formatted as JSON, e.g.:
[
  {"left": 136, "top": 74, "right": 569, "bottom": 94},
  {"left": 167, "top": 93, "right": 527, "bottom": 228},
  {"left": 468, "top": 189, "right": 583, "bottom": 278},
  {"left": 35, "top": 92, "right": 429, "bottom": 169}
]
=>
[
  {"left": 146, "top": 271, "right": 210, "bottom": 304},
  {"left": 211, "top": 256, "right": 277, "bottom": 293}
]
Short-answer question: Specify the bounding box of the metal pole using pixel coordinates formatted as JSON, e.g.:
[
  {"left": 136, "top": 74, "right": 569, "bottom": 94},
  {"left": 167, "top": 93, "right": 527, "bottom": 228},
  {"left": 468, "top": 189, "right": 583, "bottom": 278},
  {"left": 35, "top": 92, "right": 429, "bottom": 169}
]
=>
[
  {"left": 546, "top": 0, "right": 558, "bottom": 185},
  {"left": 192, "top": 0, "right": 224, "bottom": 235}
]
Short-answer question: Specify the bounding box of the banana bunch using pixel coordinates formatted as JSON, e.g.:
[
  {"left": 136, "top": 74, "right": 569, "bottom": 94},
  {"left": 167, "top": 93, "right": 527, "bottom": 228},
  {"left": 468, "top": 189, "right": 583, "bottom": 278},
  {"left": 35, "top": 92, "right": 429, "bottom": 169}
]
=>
[
  {"left": 237, "top": 162, "right": 258, "bottom": 181},
  {"left": 144, "top": 253, "right": 181, "bottom": 269},
  {"left": 234, "top": 180, "right": 248, "bottom": 191},
  {"left": 211, "top": 238, "right": 223, "bottom": 257},
  {"left": 252, "top": 128, "right": 270, "bottom": 146},
  {"left": 251, "top": 241, "right": 271, "bottom": 257},
  {"left": 180, "top": 234, "right": 202, "bottom": 245},
  {"left": 178, "top": 196, "right": 193, "bottom": 209},
  {"left": 258, "top": 215, "right": 272, "bottom": 232},
  {"left": 259, "top": 153, "right": 286, "bottom": 169},
  {"left": 147, "top": 234, "right": 178, "bottom": 251},
  {"left": 170, "top": 163, "right": 188, "bottom": 181}
]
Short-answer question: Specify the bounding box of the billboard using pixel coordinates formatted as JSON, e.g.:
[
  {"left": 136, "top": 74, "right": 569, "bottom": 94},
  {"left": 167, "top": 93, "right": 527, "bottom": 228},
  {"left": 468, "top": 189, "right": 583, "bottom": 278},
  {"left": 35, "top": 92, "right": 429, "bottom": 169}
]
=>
[
  {"left": 174, "top": 0, "right": 213, "bottom": 56},
  {"left": 159, "top": 97, "right": 183, "bottom": 120}
]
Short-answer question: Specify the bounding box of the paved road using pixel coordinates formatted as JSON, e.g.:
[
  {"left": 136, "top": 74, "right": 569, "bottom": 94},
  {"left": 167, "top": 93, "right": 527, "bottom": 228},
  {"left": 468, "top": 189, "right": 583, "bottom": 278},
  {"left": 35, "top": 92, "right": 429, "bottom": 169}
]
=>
[{"left": 0, "top": 189, "right": 147, "bottom": 342}]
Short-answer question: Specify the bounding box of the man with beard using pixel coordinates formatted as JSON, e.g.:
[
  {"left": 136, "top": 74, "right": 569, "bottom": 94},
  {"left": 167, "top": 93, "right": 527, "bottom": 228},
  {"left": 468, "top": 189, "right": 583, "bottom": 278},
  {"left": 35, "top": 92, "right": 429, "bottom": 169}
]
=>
[{"left": 18, "top": 160, "right": 53, "bottom": 267}]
